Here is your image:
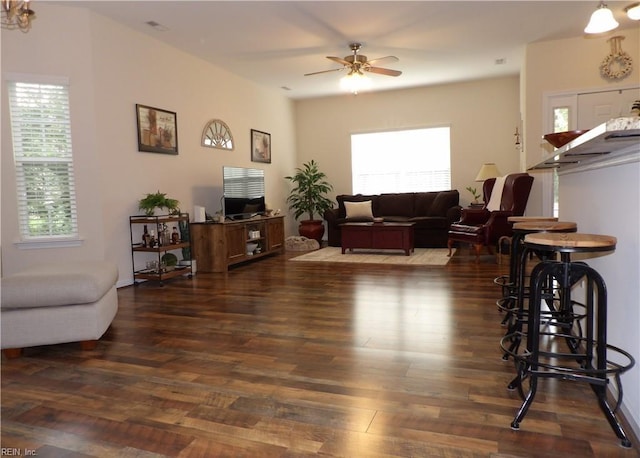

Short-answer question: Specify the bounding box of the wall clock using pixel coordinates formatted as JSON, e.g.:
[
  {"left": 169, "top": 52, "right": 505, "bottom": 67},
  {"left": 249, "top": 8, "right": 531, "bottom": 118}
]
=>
[{"left": 202, "top": 119, "right": 234, "bottom": 150}]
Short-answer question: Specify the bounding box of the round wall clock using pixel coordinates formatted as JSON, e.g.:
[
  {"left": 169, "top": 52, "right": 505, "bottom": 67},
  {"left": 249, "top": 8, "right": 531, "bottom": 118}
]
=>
[{"left": 202, "top": 119, "right": 234, "bottom": 150}]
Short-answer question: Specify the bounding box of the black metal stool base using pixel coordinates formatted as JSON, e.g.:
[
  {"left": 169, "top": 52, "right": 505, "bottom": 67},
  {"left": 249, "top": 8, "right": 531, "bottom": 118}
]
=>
[{"left": 504, "top": 259, "right": 635, "bottom": 448}]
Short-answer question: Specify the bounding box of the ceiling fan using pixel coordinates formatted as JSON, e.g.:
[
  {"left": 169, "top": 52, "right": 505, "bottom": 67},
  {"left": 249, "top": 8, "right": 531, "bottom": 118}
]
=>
[{"left": 304, "top": 43, "right": 402, "bottom": 78}]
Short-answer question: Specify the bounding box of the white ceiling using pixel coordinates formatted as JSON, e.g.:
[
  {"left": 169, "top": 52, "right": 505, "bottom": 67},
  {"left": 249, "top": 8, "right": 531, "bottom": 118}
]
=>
[{"left": 53, "top": 1, "right": 639, "bottom": 99}]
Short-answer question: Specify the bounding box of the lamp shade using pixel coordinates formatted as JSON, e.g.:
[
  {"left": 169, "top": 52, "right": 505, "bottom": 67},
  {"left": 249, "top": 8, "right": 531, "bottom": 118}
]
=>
[
  {"left": 626, "top": 2, "right": 640, "bottom": 20},
  {"left": 475, "top": 163, "right": 501, "bottom": 182},
  {"left": 584, "top": 3, "right": 619, "bottom": 34}
]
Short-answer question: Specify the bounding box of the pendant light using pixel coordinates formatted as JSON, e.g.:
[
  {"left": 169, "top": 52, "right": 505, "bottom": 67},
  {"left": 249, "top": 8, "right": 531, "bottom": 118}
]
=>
[
  {"left": 626, "top": 2, "right": 640, "bottom": 20},
  {"left": 584, "top": 2, "right": 619, "bottom": 34}
]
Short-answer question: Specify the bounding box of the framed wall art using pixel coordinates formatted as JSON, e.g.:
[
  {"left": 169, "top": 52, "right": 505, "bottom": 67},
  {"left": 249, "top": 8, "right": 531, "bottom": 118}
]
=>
[
  {"left": 251, "top": 129, "right": 271, "bottom": 163},
  {"left": 136, "top": 104, "right": 178, "bottom": 155}
]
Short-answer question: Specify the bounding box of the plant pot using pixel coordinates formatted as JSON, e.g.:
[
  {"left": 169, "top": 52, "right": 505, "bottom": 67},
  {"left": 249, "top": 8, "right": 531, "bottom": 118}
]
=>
[{"left": 298, "top": 220, "right": 324, "bottom": 242}]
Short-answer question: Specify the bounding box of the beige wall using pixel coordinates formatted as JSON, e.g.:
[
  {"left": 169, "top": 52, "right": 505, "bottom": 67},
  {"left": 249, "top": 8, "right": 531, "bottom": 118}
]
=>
[
  {"left": 1, "top": 4, "right": 297, "bottom": 282},
  {"left": 524, "top": 27, "right": 639, "bottom": 170},
  {"left": 1, "top": 5, "right": 105, "bottom": 273},
  {"left": 294, "top": 76, "right": 522, "bottom": 206}
]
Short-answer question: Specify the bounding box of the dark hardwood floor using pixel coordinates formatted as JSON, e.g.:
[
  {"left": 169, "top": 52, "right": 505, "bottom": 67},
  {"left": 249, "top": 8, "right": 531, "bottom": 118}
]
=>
[{"left": 2, "top": 248, "right": 638, "bottom": 457}]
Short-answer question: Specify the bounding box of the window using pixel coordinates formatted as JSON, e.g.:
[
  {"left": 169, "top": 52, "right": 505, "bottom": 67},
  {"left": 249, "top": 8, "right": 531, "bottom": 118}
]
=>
[
  {"left": 351, "top": 127, "right": 451, "bottom": 194},
  {"left": 7, "top": 78, "right": 78, "bottom": 240}
]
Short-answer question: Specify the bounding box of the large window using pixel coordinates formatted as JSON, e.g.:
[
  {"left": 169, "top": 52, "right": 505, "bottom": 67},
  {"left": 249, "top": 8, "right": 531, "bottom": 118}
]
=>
[
  {"left": 351, "top": 127, "right": 451, "bottom": 194},
  {"left": 7, "top": 78, "right": 78, "bottom": 240}
]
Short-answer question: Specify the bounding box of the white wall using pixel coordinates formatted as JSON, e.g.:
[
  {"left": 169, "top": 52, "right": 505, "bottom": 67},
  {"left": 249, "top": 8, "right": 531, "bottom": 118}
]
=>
[
  {"left": 294, "top": 76, "right": 523, "bottom": 211},
  {"left": 524, "top": 28, "right": 640, "bottom": 437},
  {"left": 1, "top": 4, "right": 297, "bottom": 284}
]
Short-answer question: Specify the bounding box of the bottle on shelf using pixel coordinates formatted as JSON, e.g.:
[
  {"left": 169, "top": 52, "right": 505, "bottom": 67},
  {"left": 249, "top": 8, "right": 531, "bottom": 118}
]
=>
[
  {"left": 171, "top": 226, "right": 180, "bottom": 244},
  {"left": 149, "top": 229, "right": 156, "bottom": 248},
  {"left": 142, "top": 224, "right": 149, "bottom": 247}
]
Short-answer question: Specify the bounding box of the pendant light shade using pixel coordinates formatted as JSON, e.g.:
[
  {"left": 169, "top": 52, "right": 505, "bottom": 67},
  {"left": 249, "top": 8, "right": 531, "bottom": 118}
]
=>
[
  {"left": 584, "top": 2, "right": 619, "bottom": 34},
  {"left": 626, "top": 2, "right": 640, "bottom": 20}
]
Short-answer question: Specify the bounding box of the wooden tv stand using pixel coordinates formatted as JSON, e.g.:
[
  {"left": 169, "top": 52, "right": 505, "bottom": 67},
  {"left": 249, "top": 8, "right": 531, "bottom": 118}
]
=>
[{"left": 190, "top": 215, "right": 285, "bottom": 272}]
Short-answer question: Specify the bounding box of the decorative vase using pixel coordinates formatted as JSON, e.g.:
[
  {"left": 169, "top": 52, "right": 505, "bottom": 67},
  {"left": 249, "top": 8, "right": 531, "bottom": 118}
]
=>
[{"left": 298, "top": 220, "right": 324, "bottom": 243}]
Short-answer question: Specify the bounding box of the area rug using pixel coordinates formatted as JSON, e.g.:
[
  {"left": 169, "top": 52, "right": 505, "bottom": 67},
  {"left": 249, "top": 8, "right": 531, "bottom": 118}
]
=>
[{"left": 290, "top": 247, "right": 455, "bottom": 266}]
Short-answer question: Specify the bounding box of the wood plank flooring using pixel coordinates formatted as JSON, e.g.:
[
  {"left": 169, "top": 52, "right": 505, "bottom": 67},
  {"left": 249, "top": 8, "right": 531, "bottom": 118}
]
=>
[{"left": 2, "top": 248, "right": 639, "bottom": 457}]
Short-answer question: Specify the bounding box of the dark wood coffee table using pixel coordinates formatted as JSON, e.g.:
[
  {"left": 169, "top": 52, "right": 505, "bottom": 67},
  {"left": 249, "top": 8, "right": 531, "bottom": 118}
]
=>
[{"left": 340, "top": 222, "right": 415, "bottom": 256}]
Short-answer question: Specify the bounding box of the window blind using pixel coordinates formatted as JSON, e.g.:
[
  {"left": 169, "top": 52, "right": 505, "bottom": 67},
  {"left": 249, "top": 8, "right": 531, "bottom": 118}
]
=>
[
  {"left": 351, "top": 127, "right": 451, "bottom": 194},
  {"left": 8, "top": 80, "right": 78, "bottom": 239},
  {"left": 223, "top": 167, "right": 265, "bottom": 198}
]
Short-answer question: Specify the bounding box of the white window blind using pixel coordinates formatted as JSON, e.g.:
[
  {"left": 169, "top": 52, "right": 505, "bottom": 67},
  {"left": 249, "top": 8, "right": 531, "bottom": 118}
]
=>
[
  {"left": 8, "top": 80, "right": 78, "bottom": 239},
  {"left": 223, "top": 166, "right": 265, "bottom": 198},
  {"left": 351, "top": 127, "right": 451, "bottom": 194}
]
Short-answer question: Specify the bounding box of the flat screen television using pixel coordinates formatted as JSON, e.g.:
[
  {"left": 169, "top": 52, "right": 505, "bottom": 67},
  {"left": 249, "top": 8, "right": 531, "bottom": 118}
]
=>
[{"left": 222, "top": 166, "right": 266, "bottom": 219}]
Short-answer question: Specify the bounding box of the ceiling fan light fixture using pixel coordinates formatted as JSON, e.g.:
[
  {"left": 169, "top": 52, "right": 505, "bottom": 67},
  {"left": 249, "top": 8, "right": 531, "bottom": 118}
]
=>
[
  {"left": 584, "top": 2, "right": 619, "bottom": 34},
  {"left": 625, "top": 2, "right": 640, "bottom": 20},
  {"left": 340, "top": 71, "right": 372, "bottom": 94},
  {"left": 1, "top": 0, "right": 35, "bottom": 32}
]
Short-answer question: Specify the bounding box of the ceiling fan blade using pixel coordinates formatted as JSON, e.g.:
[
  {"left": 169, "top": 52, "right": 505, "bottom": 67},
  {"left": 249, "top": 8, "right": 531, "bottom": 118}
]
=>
[
  {"left": 304, "top": 68, "right": 345, "bottom": 76},
  {"left": 366, "top": 56, "right": 399, "bottom": 66},
  {"left": 327, "top": 56, "right": 351, "bottom": 66},
  {"left": 366, "top": 67, "right": 402, "bottom": 77}
]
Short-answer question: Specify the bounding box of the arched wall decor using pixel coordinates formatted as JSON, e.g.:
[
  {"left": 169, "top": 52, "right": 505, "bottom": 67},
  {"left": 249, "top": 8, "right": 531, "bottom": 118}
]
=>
[{"left": 202, "top": 119, "right": 234, "bottom": 150}]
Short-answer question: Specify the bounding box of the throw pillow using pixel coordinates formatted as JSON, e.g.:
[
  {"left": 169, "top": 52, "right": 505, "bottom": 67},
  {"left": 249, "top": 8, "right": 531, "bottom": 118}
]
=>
[
  {"left": 486, "top": 176, "right": 506, "bottom": 212},
  {"left": 344, "top": 200, "right": 373, "bottom": 220}
]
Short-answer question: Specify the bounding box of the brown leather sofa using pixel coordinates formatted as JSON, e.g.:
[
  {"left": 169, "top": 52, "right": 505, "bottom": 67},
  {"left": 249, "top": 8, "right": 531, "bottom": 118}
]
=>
[{"left": 324, "top": 190, "right": 461, "bottom": 248}]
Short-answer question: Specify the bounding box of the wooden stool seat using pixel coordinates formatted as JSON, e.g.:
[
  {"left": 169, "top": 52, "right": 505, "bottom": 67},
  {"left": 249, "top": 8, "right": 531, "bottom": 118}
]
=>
[
  {"left": 524, "top": 232, "right": 616, "bottom": 252},
  {"left": 513, "top": 221, "right": 577, "bottom": 232},
  {"left": 508, "top": 216, "right": 558, "bottom": 223}
]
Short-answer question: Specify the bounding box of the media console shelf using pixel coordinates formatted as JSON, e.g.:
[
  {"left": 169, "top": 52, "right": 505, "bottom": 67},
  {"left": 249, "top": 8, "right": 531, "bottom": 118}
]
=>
[{"left": 190, "top": 215, "right": 285, "bottom": 272}]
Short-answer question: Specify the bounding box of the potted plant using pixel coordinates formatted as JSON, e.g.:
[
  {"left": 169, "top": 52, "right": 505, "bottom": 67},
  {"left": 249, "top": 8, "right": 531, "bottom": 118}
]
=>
[
  {"left": 465, "top": 186, "right": 481, "bottom": 205},
  {"left": 138, "top": 191, "right": 180, "bottom": 216},
  {"left": 285, "top": 160, "right": 334, "bottom": 242}
]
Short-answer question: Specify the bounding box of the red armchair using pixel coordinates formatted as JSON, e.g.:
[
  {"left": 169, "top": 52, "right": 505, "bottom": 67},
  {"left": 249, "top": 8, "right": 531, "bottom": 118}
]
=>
[{"left": 447, "top": 173, "right": 534, "bottom": 262}]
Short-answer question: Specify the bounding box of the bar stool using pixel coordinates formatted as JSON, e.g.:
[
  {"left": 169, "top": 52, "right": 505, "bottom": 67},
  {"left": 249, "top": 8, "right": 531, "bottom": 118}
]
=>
[
  {"left": 496, "top": 216, "right": 558, "bottom": 264},
  {"left": 503, "top": 232, "right": 635, "bottom": 448},
  {"left": 497, "top": 220, "right": 577, "bottom": 358},
  {"left": 495, "top": 217, "right": 559, "bottom": 303}
]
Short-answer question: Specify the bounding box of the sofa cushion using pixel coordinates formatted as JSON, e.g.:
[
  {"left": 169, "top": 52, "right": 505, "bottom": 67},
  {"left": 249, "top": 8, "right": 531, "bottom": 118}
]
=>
[
  {"left": 377, "top": 193, "right": 415, "bottom": 217},
  {"left": 382, "top": 216, "right": 412, "bottom": 223},
  {"left": 414, "top": 192, "right": 437, "bottom": 216},
  {"left": 428, "top": 190, "right": 459, "bottom": 217},
  {"left": 410, "top": 216, "right": 449, "bottom": 229},
  {"left": 344, "top": 200, "right": 373, "bottom": 220},
  {"left": 1, "top": 261, "right": 118, "bottom": 309}
]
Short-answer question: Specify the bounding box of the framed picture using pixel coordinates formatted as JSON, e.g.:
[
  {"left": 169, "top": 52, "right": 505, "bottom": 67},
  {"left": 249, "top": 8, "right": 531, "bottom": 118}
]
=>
[
  {"left": 251, "top": 129, "right": 271, "bottom": 163},
  {"left": 136, "top": 104, "right": 178, "bottom": 155}
]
